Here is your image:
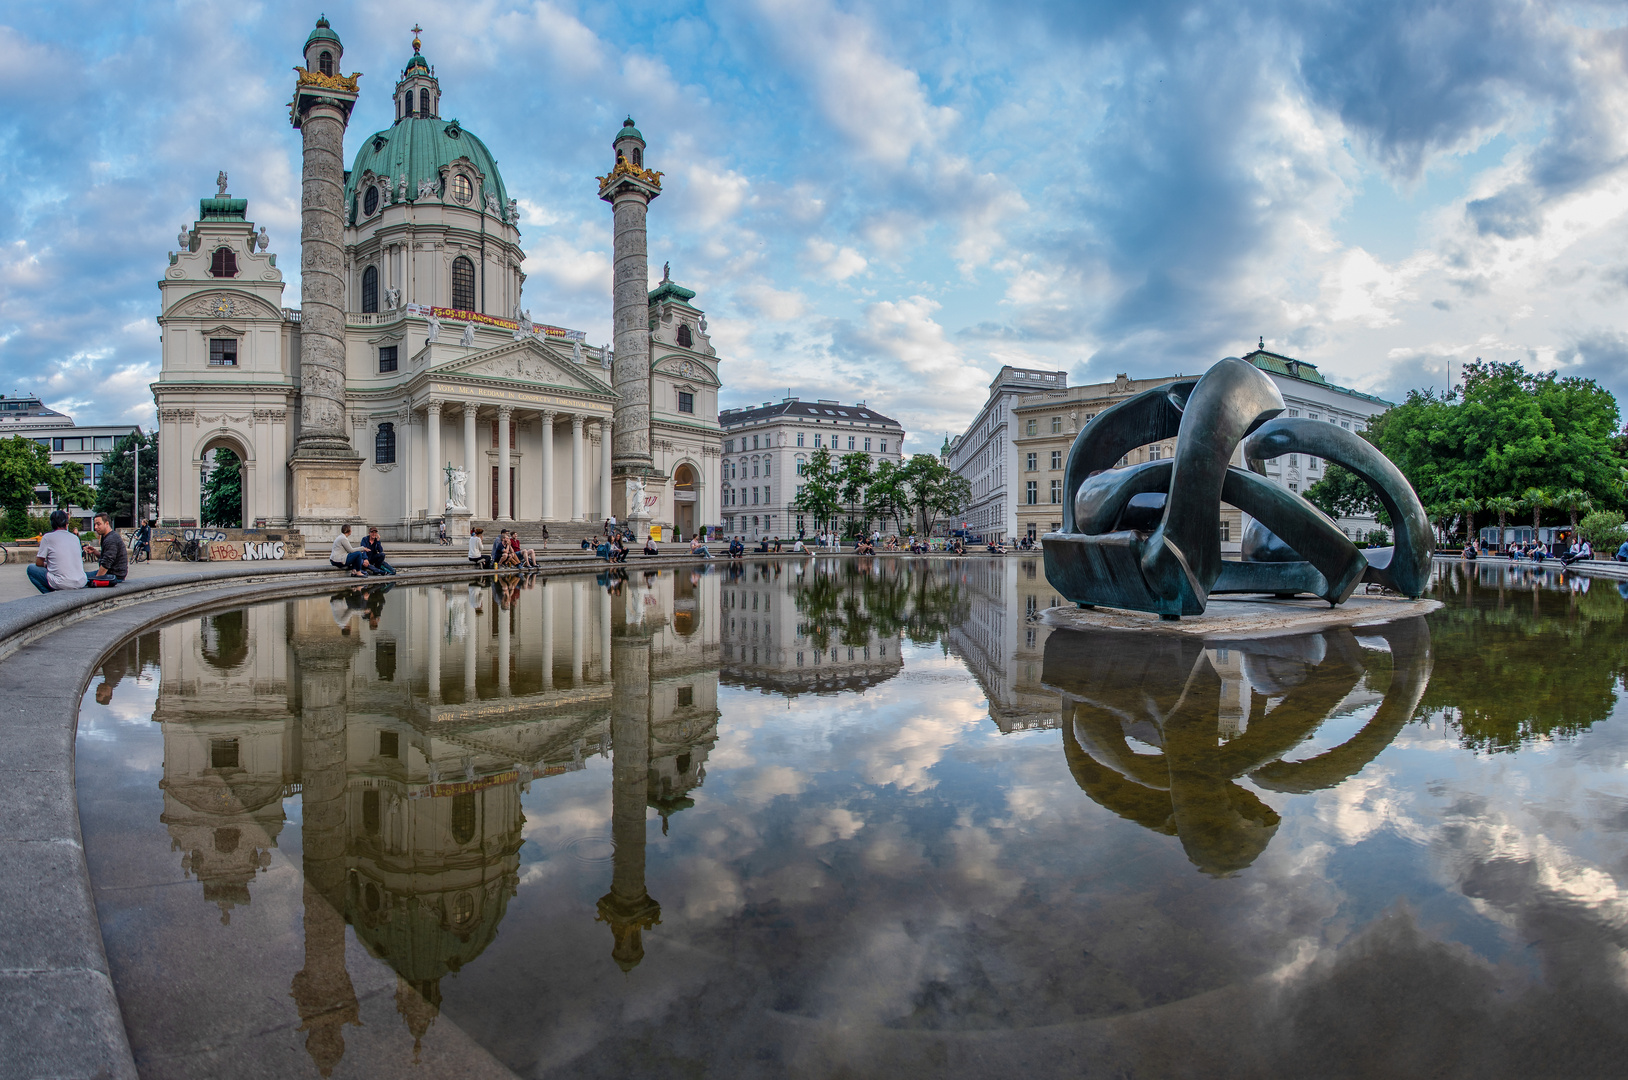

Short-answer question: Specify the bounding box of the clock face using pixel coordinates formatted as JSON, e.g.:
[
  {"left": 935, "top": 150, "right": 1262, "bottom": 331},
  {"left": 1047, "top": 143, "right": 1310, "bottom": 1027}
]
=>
[
  {"left": 211, "top": 298, "right": 234, "bottom": 317},
  {"left": 679, "top": 360, "right": 696, "bottom": 377}
]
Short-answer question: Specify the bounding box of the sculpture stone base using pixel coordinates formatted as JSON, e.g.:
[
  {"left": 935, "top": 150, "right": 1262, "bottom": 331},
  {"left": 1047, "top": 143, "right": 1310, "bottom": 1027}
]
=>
[
  {"left": 1040, "top": 593, "right": 1440, "bottom": 639},
  {"left": 443, "top": 509, "right": 472, "bottom": 542},
  {"left": 288, "top": 453, "right": 363, "bottom": 540},
  {"left": 626, "top": 511, "right": 653, "bottom": 541}
]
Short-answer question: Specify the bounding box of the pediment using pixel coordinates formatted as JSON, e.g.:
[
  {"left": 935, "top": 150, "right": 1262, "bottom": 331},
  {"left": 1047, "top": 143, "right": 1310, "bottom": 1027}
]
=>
[
  {"left": 165, "top": 289, "right": 282, "bottom": 322},
  {"left": 433, "top": 338, "right": 614, "bottom": 395},
  {"left": 654, "top": 353, "right": 718, "bottom": 388}
]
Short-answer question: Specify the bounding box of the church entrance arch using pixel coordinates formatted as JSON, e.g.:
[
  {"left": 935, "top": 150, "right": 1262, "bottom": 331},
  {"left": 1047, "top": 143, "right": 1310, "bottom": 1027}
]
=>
[
  {"left": 193, "top": 431, "right": 254, "bottom": 528},
  {"left": 672, "top": 462, "right": 698, "bottom": 541}
]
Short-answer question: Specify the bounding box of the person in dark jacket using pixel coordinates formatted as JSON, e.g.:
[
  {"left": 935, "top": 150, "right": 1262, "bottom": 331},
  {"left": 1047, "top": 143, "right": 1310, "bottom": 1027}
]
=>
[{"left": 361, "top": 526, "right": 395, "bottom": 574}]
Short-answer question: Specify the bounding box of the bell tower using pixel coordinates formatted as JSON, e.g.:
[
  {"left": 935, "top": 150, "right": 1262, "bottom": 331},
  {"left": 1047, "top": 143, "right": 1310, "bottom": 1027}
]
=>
[
  {"left": 598, "top": 118, "right": 665, "bottom": 526},
  {"left": 289, "top": 15, "right": 364, "bottom": 534},
  {"left": 394, "top": 25, "right": 441, "bottom": 122}
]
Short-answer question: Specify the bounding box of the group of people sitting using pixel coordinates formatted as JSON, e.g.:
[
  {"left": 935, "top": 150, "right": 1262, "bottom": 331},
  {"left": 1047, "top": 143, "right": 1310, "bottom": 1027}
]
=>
[
  {"left": 27, "top": 510, "right": 128, "bottom": 594},
  {"left": 330, "top": 524, "right": 397, "bottom": 577},
  {"left": 462, "top": 527, "right": 541, "bottom": 570}
]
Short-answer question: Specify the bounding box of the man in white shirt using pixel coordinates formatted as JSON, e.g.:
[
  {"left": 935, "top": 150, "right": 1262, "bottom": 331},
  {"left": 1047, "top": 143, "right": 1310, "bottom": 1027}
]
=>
[{"left": 29, "top": 509, "right": 88, "bottom": 594}]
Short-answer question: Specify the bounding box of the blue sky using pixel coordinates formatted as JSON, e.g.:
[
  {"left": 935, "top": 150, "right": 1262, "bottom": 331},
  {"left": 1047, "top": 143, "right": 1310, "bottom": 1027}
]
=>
[{"left": 6, "top": 0, "right": 1628, "bottom": 452}]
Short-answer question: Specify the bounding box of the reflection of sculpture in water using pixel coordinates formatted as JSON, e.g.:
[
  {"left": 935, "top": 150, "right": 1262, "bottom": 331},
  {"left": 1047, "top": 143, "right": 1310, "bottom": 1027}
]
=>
[{"left": 1042, "top": 617, "right": 1431, "bottom": 875}]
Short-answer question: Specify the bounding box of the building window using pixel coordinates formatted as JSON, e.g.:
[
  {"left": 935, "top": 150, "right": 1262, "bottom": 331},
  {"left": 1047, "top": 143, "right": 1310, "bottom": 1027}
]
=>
[
  {"left": 318, "top": 50, "right": 333, "bottom": 77},
  {"left": 1220, "top": 519, "right": 1231, "bottom": 542},
  {"left": 752, "top": 487, "right": 759, "bottom": 504},
  {"left": 752, "top": 435, "right": 759, "bottom": 450},
  {"left": 1288, "top": 454, "right": 1298, "bottom": 469},
  {"left": 765, "top": 487, "right": 771, "bottom": 503},
  {"left": 419, "top": 88, "right": 430, "bottom": 116},
  {"left": 1308, "top": 456, "right": 1319, "bottom": 471},
  {"left": 863, "top": 438, "right": 872, "bottom": 451},
  {"left": 1025, "top": 480, "right": 1038, "bottom": 505},
  {"left": 379, "top": 345, "right": 398, "bottom": 373},
  {"left": 94, "top": 436, "right": 112, "bottom": 451},
  {"left": 764, "top": 458, "right": 772, "bottom": 476},
  {"left": 1051, "top": 416, "right": 1062, "bottom": 433},
  {"left": 364, "top": 185, "right": 379, "bottom": 216},
  {"left": 209, "top": 247, "right": 238, "bottom": 278},
  {"left": 451, "top": 174, "right": 473, "bottom": 204},
  {"left": 1026, "top": 453, "right": 1037, "bottom": 471},
  {"left": 725, "top": 439, "right": 734, "bottom": 453},
  {"left": 678, "top": 391, "right": 694, "bottom": 413},
  {"left": 209, "top": 338, "right": 238, "bottom": 366},
  {"left": 451, "top": 255, "right": 476, "bottom": 311},
  {"left": 1149, "top": 445, "right": 1162, "bottom": 461},
  {"left": 375, "top": 422, "right": 396, "bottom": 464},
  {"left": 380, "top": 731, "right": 399, "bottom": 758},
  {"left": 1288, "top": 481, "right": 1298, "bottom": 493},
  {"left": 1050, "top": 450, "right": 1062, "bottom": 470},
  {"left": 1050, "top": 479, "right": 1062, "bottom": 503},
  {"left": 796, "top": 432, "right": 804, "bottom": 447},
  {"left": 676, "top": 324, "right": 693, "bottom": 348},
  {"left": 813, "top": 434, "right": 821, "bottom": 448},
  {"left": 1025, "top": 419, "right": 1037, "bottom": 436},
  {"left": 362, "top": 265, "right": 379, "bottom": 313},
  {"left": 796, "top": 458, "right": 807, "bottom": 476},
  {"left": 880, "top": 440, "right": 887, "bottom": 453}
]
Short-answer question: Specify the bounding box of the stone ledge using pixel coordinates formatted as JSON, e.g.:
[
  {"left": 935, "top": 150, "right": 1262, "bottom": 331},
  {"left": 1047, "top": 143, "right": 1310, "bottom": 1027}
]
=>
[{"left": 1040, "top": 593, "right": 1442, "bottom": 639}]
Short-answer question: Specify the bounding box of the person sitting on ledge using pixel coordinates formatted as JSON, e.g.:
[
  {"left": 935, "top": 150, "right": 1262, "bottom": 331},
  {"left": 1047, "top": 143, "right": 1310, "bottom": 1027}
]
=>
[
  {"left": 361, "top": 526, "right": 395, "bottom": 575},
  {"left": 756, "top": 537, "right": 771, "bottom": 554},
  {"left": 29, "top": 509, "right": 87, "bottom": 594},
  {"left": 468, "top": 526, "right": 493, "bottom": 569},
  {"left": 330, "top": 524, "right": 371, "bottom": 577},
  {"left": 82, "top": 512, "right": 128, "bottom": 585},
  {"left": 688, "top": 535, "right": 710, "bottom": 558}
]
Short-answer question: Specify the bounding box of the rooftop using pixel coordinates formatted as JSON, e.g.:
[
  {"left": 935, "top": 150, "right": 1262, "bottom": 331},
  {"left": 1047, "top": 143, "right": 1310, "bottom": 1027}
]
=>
[
  {"left": 720, "top": 399, "right": 902, "bottom": 427},
  {"left": 1242, "top": 348, "right": 1394, "bottom": 408}
]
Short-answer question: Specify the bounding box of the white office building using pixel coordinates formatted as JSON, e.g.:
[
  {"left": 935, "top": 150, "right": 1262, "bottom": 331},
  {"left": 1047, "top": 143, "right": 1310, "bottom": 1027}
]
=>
[
  {"left": 0, "top": 394, "right": 141, "bottom": 527},
  {"left": 943, "top": 367, "right": 1067, "bottom": 543}
]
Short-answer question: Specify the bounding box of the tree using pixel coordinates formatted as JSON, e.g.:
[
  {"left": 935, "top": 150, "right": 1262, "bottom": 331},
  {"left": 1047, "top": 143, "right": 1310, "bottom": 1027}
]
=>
[
  {"left": 1448, "top": 496, "right": 1480, "bottom": 543},
  {"left": 1520, "top": 486, "right": 1553, "bottom": 537},
  {"left": 1578, "top": 509, "right": 1628, "bottom": 552},
  {"left": 864, "top": 459, "right": 909, "bottom": 535},
  {"left": 898, "top": 454, "right": 971, "bottom": 536},
  {"left": 790, "top": 447, "right": 841, "bottom": 536},
  {"left": 1484, "top": 494, "right": 1519, "bottom": 548},
  {"left": 837, "top": 452, "right": 874, "bottom": 536},
  {"left": 51, "top": 461, "right": 94, "bottom": 520},
  {"left": 93, "top": 431, "right": 159, "bottom": 526},
  {"left": 200, "top": 448, "right": 243, "bottom": 527},
  {"left": 1554, "top": 488, "right": 1593, "bottom": 532},
  {"left": 0, "top": 436, "right": 57, "bottom": 537},
  {"left": 1304, "top": 462, "right": 1378, "bottom": 520}
]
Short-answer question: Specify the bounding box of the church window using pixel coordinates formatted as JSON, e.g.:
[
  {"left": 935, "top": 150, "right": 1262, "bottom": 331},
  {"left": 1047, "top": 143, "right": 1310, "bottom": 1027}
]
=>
[
  {"left": 450, "top": 174, "right": 473, "bottom": 204},
  {"left": 378, "top": 345, "right": 398, "bottom": 373},
  {"left": 375, "top": 422, "right": 396, "bottom": 464},
  {"left": 452, "top": 255, "right": 476, "bottom": 311},
  {"left": 419, "top": 88, "right": 430, "bottom": 117},
  {"left": 209, "top": 339, "right": 238, "bottom": 367},
  {"left": 362, "top": 790, "right": 380, "bottom": 834},
  {"left": 678, "top": 391, "right": 694, "bottom": 414},
  {"left": 404, "top": 92, "right": 414, "bottom": 118},
  {"left": 210, "top": 738, "right": 239, "bottom": 770},
  {"left": 361, "top": 265, "right": 379, "bottom": 313},
  {"left": 364, "top": 185, "right": 379, "bottom": 216},
  {"left": 318, "top": 50, "right": 333, "bottom": 77},
  {"left": 676, "top": 323, "right": 692, "bottom": 348},
  {"left": 209, "top": 247, "right": 238, "bottom": 278},
  {"left": 380, "top": 731, "right": 399, "bottom": 758},
  {"left": 632, "top": 148, "right": 643, "bottom": 167},
  {"left": 450, "top": 793, "right": 476, "bottom": 845}
]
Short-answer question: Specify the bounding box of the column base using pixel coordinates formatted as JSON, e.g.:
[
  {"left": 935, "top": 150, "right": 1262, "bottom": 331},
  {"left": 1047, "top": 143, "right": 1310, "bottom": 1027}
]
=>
[
  {"left": 612, "top": 467, "right": 668, "bottom": 537},
  {"left": 288, "top": 452, "right": 364, "bottom": 540}
]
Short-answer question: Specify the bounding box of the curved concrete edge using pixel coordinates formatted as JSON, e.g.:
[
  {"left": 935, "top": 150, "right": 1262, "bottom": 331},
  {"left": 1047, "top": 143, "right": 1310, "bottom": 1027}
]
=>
[
  {"left": 1432, "top": 552, "right": 1628, "bottom": 580},
  {"left": 1038, "top": 595, "right": 1443, "bottom": 639}
]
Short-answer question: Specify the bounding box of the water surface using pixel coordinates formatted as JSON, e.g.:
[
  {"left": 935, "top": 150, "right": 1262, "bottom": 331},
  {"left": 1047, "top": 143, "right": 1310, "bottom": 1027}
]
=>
[{"left": 76, "top": 558, "right": 1628, "bottom": 1078}]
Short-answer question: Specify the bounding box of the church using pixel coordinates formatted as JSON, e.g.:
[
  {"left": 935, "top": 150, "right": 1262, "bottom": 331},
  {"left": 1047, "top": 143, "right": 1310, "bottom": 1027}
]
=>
[{"left": 153, "top": 18, "right": 723, "bottom": 541}]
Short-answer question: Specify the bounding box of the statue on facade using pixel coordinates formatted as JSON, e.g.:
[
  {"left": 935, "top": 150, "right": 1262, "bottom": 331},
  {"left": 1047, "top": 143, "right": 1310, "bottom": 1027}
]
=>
[
  {"left": 256, "top": 226, "right": 269, "bottom": 251},
  {"left": 459, "top": 321, "right": 476, "bottom": 347},
  {"left": 602, "top": 345, "right": 613, "bottom": 370},
  {"left": 216, "top": 170, "right": 228, "bottom": 196},
  {"left": 484, "top": 192, "right": 501, "bottom": 217},
  {"left": 425, "top": 312, "right": 441, "bottom": 343},
  {"left": 1043, "top": 357, "right": 1432, "bottom": 619},
  {"left": 627, "top": 475, "right": 649, "bottom": 519},
  {"left": 506, "top": 198, "right": 519, "bottom": 224},
  {"left": 383, "top": 287, "right": 399, "bottom": 311},
  {"left": 417, "top": 177, "right": 438, "bottom": 201},
  {"left": 445, "top": 463, "right": 469, "bottom": 511},
  {"left": 571, "top": 340, "right": 585, "bottom": 364},
  {"left": 396, "top": 174, "right": 407, "bottom": 202}
]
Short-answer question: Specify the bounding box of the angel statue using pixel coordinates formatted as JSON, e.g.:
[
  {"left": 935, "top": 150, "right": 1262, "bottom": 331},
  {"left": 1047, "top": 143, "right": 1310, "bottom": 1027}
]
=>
[
  {"left": 256, "top": 226, "right": 269, "bottom": 251},
  {"left": 216, "top": 170, "right": 228, "bottom": 196},
  {"left": 425, "top": 312, "right": 442, "bottom": 343},
  {"left": 602, "top": 345, "right": 613, "bottom": 370},
  {"left": 445, "top": 463, "right": 469, "bottom": 511},
  {"left": 627, "top": 475, "right": 649, "bottom": 518},
  {"left": 460, "top": 321, "right": 476, "bottom": 347},
  {"left": 417, "top": 177, "right": 438, "bottom": 201},
  {"left": 396, "top": 174, "right": 407, "bottom": 202}
]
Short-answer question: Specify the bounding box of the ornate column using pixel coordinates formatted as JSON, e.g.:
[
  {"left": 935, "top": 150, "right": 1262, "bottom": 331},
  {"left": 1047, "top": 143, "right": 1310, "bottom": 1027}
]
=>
[
  {"left": 598, "top": 120, "right": 660, "bottom": 496},
  {"left": 599, "top": 419, "right": 613, "bottom": 521},
  {"left": 570, "top": 415, "right": 584, "bottom": 522},
  {"left": 497, "top": 406, "right": 513, "bottom": 521},
  {"left": 597, "top": 611, "right": 660, "bottom": 971},
  {"left": 462, "top": 405, "right": 478, "bottom": 517},
  {"left": 425, "top": 400, "right": 442, "bottom": 519},
  {"left": 539, "top": 411, "right": 556, "bottom": 521},
  {"left": 288, "top": 21, "right": 363, "bottom": 533}
]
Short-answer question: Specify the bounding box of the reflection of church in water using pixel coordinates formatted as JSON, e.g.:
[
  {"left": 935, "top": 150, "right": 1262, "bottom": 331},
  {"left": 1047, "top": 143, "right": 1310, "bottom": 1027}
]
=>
[{"left": 150, "top": 568, "right": 719, "bottom": 1072}]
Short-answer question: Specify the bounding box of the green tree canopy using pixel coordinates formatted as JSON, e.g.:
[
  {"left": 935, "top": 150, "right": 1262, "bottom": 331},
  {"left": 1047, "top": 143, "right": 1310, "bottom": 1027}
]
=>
[
  {"left": 899, "top": 454, "right": 971, "bottom": 536},
  {"left": 0, "top": 436, "right": 93, "bottom": 537},
  {"left": 200, "top": 448, "right": 243, "bottom": 527},
  {"left": 93, "top": 431, "right": 159, "bottom": 526},
  {"left": 790, "top": 447, "right": 841, "bottom": 535},
  {"left": 837, "top": 452, "right": 875, "bottom": 536}
]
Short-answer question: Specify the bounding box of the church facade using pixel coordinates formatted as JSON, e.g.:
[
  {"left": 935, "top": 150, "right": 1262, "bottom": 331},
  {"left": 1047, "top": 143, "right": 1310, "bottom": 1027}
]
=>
[{"left": 153, "top": 19, "right": 722, "bottom": 540}]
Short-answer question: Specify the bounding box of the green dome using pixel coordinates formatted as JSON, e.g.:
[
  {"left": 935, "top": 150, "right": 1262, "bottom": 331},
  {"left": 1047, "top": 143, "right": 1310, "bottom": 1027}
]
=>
[
  {"left": 615, "top": 117, "right": 644, "bottom": 145},
  {"left": 305, "top": 15, "right": 340, "bottom": 49},
  {"left": 345, "top": 117, "right": 510, "bottom": 222},
  {"left": 405, "top": 52, "right": 429, "bottom": 73}
]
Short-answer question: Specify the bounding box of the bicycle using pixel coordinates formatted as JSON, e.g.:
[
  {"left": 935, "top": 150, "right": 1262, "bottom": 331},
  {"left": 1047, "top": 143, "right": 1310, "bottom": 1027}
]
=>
[{"left": 166, "top": 537, "right": 204, "bottom": 562}]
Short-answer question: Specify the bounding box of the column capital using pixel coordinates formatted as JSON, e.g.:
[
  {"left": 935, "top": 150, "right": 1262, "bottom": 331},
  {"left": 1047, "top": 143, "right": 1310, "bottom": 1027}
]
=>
[
  {"left": 497, "top": 405, "right": 514, "bottom": 421},
  {"left": 426, "top": 399, "right": 443, "bottom": 415},
  {"left": 539, "top": 409, "right": 557, "bottom": 423},
  {"left": 460, "top": 402, "right": 479, "bottom": 418},
  {"left": 599, "top": 417, "right": 613, "bottom": 431},
  {"left": 571, "top": 414, "right": 585, "bottom": 431}
]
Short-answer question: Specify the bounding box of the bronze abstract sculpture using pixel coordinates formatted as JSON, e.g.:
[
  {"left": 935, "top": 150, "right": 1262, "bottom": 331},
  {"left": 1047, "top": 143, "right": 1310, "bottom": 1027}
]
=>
[{"left": 1043, "top": 357, "right": 1431, "bottom": 618}]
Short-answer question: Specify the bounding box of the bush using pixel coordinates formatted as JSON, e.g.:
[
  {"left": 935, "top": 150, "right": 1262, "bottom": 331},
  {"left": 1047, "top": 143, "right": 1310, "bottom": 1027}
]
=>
[
  {"left": 1363, "top": 529, "right": 1391, "bottom": 547},
  {"left": 0, "top": 510, "right": 51, "bottom": 540},
  {"left": 1579, "top": 509, "right": 1628, "bottom": 551}
]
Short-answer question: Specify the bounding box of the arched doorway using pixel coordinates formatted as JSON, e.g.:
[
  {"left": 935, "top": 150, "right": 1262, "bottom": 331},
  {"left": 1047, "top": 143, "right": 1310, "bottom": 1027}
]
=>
[
  {"left": 195, "top": 433, "right": 252, "bottom": 528},
  {"left": 673, "top": 463, "right": 698, "bottom": 540}
]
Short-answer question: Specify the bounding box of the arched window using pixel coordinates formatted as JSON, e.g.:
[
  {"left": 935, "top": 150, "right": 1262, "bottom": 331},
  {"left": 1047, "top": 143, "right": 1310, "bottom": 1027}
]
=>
[
  {"left": 375, "top": 422, "right": 396, "bottom": 464},
  {"left": 361, "top": 265, "right": 378, "bottom": 313},
  {"left": 451, "top": 255, "right": 476, "bottom": 311},
  {"left": 318, "top": 50, "right": 333, "bottom": 77},
  {"left": 450, "top": 793, "right": 476, "bottom": 845},
  {"left": 676, "top": 323, "right": 692, "bottom": 348},
  {"left": 209, "top": 247, "right": 238, "bottom": 278},
  {"left": 404, "top": 92, "right": 414, "bottom": 118},
  {"left": 632, "top": 148, "right": 643, "bottom": 167},
  {"left": 419, "top": 88, "right": 430, "bottom": 117},
  {"left": 363, "top": 185, "right": 379, "bottom": 216}
]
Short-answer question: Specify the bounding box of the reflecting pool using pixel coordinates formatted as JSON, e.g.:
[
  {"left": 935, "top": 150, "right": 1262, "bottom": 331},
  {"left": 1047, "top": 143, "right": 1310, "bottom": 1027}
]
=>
[{"left": 76, "top": 558, "right": 1628, "bottom": 1078}]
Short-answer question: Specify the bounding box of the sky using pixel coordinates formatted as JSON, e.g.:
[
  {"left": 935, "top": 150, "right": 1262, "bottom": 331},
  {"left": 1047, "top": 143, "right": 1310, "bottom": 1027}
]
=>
[{"left": 6, "top": 0, "right": 1628, "bottom": 453}]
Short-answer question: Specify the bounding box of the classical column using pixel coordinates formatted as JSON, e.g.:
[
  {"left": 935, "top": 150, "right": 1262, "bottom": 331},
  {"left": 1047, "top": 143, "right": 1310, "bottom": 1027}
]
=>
[
  {"left": 598, "top": 119, "right": 659, "bottom": 481},
  {"left": 600, "top": 587, "right": 612, "bottom": 681},
  {"left": 597, "top": 623, "right": 660, "bottom": 971},
  {"left": 540, "top": 581, "right": 554, "bottom": 690},
  {"left": 464, "top": 587, "right": 478, "bottom": 701},
  {"left": 570, "top": 415, "right": 584, "bottom": 522},
  {"left": 497, "top": 406, "right": 513, "bottom": 521},
  {"left": 427, "top": 586, "right": 443, "bottom": 705},
  {"left": 425, "top": 400, "right": 442, "bottom": 519},
  {"left": 497, "top": 601, "right": 511, "bottom": 695},
  {"left": 539, "top": 411, "right": 556, "bottom": 521},
  {"left": 599, "top": 419, "right": 613, "bottom": 521},
  {"left": 570, "top": 580, "right": 584, "bottom": 687},
  {"left": 288, "top": 20, "right": 363, "bottom": 529},
  {"left": 462, "top": 405, "right": 478, "bottom": 517}
]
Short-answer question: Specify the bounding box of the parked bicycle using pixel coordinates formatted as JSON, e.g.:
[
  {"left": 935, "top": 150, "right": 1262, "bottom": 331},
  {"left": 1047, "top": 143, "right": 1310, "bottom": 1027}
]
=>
[{"left": 166, "top": 536, "right": 204, "bottom": 562}]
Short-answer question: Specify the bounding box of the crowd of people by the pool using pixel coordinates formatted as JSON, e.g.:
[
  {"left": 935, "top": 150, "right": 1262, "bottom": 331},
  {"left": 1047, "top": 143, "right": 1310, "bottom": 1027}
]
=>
[{"left": 1459, "top": 534, "right": 1625, "bottom": 565}]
